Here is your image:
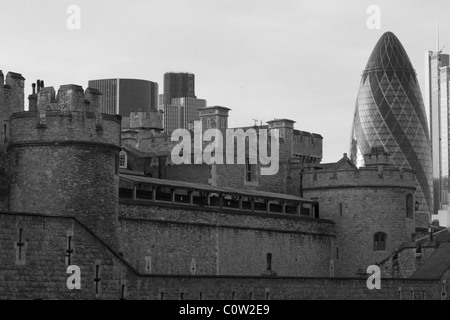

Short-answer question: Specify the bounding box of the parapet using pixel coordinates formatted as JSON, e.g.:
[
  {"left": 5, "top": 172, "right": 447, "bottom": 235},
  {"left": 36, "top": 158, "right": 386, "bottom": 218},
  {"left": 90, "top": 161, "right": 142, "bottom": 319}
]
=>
[
  {"left": 363, "top": 146, "right": 392, "bottom": 167},
  {"left": 35, "top": 84, "right": 102, "bottom": 113},
  {"left": 292, "top": 130, "right": 323, "bottom": 160},
  {"left": 10, "top": 84, "right": 121, "bottom": 148},
  {"left": 128, "top": 110, "right": 164, "bottom": 130},
  {"left": 302, "top": 153, "right": 416, "bottom": 190}
]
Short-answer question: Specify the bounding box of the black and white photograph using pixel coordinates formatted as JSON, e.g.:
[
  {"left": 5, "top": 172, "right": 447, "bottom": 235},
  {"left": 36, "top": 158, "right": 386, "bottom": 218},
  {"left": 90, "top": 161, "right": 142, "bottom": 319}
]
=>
[{"left": 0, "top": 0, "right": 449, "bottom": 307}]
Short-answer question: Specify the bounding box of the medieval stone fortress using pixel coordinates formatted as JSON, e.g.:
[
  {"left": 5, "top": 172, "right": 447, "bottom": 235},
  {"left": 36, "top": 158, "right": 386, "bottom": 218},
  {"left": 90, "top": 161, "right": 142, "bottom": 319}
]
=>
[{"left": 0, "top": 32, "right": 449, "bottom": 300}]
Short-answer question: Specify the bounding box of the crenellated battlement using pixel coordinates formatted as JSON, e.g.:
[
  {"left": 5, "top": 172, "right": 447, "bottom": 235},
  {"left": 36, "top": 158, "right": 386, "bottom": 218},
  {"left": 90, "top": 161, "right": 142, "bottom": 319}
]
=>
[
  {"left": 303, "top": 166, "right": 416, "bottom": 190},
  {"left": 0, "top": 70, "right": 25, "bottom": 112},
  {"left": 9, "top": 84, "right": 121, "bottom": 148},
  {"left": 301, "top": 151, "right": 416, "bottom": 190},
  {"left": 29, "top": 84, "right": 103, "bottom": 113}
]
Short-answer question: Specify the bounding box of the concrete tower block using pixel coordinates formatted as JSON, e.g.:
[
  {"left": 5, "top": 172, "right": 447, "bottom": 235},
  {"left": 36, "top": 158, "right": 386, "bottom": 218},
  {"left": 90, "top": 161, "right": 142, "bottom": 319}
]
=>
[
  {"left": 37, "top": 87, "right": 56, "bottom": 111},
  {"left": 57, "top": 84, "right": 85, "bottom": 111},
  {"left": 84, "top": 87, "right": 102, "bottom": 112}
]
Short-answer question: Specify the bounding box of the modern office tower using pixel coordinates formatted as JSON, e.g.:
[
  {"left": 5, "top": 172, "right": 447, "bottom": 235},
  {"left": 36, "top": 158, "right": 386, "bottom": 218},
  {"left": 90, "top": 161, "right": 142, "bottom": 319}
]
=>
[
  {"left": 163, "top": 72, "right": 196, "bottom": 104},
  {"left": 350, "top": 32, "right": 433, "bottom": 227},
  {"left": 163, "top": 97, "right": 207, "bottom": 134},
  {"left": 88, "top": 78, "right": 158, "bottom": 116},
  {"left": 424, "top": 50, "right": 450, "bottom": 214}
]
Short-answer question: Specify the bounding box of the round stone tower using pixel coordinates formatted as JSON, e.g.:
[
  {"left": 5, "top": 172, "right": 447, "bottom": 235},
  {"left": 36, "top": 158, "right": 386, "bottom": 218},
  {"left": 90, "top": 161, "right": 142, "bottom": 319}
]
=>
[
  {"left": 302, "top": 151, "right": 417, "bottom": 277},
  {"left": 8, "top": 84, "right": 121, "bottom": 250}
]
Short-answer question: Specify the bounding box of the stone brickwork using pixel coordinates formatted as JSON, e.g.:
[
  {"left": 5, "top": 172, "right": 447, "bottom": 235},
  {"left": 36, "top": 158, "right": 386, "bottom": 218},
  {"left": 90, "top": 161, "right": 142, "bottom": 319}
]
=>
[
  {"left": 302, "top": 160, "right": 417, "bottom": 277},
  {"left": 118, "top": 201, "right": 335, "bottom": 277},
  {"left": 1, "top": 212, "right": 446, "bottom": 300},
  {"left": 0, "top": 70, "right": 447, "bottom": 299},
  {"left": 0, "top": 212, "right": 133, "bottom": 300},
  {"left": 0, "top": 71, "right": 25, "bottom": 190},
  {"left": 7, "top": 84, "right": 122, "bottom": 250},
  {"left": 125, "top": 113, "right": 323, "bottom": 195},
  {"left": 380, "top": 244, "right": 436, "bottom": 278}
]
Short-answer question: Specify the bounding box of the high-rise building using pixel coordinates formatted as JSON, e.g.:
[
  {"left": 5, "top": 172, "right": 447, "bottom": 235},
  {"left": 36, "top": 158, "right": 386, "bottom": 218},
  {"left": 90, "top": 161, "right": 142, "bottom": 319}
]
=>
[
  {"left": 424, "top": 50, "right": 450, "bottom": 214},
  {"left": 350, "top": 32, "right": 433, "bottom": 227},
  {"left": 163, "top": 72, "right": 195, "bottom": 104},
  {"left": 163, "top": 97, "right": 207, "bottom": 134},
  {"left": 88, "top": 78, "right": 158, "bottom": 116}
]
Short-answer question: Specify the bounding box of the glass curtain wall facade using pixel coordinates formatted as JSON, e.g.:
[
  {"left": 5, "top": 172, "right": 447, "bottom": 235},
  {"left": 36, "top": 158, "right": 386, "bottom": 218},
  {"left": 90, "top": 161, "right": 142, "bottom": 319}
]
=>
[
  {"left": 424, "top": 51, "right": 450, "bottom": 214},
  {"left": 163, "top": 97, "right": 207, "bottom": 134},
  {"left": 88, "top": 79, "right": 158, "bottom": 116},
  {"left": 350, "top": 32, "right": 433, "bottom": 225},
  {"left": 163, "top": 73, "right": 196, "bottom": 105}
]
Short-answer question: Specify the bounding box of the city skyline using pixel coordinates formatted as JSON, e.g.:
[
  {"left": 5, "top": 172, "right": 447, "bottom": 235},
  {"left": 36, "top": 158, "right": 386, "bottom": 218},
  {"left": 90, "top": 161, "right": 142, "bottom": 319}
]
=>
[
  {"left": 2, "top": 0, "right": 450, "bottom": 162},
  {"left": 88, "top": 78, "right": 159, "bottom": 116}
]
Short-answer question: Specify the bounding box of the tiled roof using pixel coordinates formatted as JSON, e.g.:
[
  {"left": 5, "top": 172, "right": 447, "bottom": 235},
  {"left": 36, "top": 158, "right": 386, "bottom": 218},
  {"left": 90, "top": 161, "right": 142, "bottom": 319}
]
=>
[{"left": 410, "top": 242, "right": 450, "bottom": 279}]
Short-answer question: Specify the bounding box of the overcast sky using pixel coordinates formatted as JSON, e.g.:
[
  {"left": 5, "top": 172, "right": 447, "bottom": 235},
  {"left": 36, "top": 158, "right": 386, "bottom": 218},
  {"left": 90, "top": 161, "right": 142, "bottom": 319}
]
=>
[{"left": 1, "top": 0, "right": 450, "bottom": 162}]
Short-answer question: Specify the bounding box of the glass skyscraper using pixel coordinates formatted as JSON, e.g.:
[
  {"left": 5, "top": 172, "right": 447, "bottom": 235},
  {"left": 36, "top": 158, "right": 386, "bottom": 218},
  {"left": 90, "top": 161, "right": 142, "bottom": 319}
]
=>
[
  {"left": 163, "top": 72, "right": 196, "bottom": 105},
  {"left": 163, "top": 97, "right": 207, "bottom": 134},
  {"left": 88, "top": 78, "right": 159, "bottom": 116},
  {"left": 350, "top": 32, "right": 433, "bottom": 226},
  {"left": 424, "top": 50, "right": 450, "bottom": 214}
]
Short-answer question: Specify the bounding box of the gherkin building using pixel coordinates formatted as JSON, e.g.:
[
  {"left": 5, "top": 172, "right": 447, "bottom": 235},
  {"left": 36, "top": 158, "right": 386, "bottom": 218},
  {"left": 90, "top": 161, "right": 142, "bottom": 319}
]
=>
[{"left": 350, "top": 32, "right": 433, "bottom": 226}]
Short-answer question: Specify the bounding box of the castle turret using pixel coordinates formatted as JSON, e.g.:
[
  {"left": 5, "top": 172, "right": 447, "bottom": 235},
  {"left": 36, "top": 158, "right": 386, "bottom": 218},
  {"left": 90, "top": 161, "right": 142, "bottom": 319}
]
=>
[
  {"left": 363, "top": 146, "right": 392, "bottom": 167},
  {"left": 302, "top": 154, "right": 417, "bottom": 276},
  {"left": 198, "top": 106, "right": 230, "bottom": 134},
  {"left": 267, "top": 119, "right": 295, "bottom": 162},
  {"left": 8, "top": 84, "right": 122, "bottom": 250}
]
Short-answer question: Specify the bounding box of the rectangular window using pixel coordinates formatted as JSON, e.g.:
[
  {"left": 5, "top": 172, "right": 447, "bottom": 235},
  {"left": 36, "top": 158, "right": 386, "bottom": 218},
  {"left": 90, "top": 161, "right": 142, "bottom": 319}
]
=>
[
  {"left": 336, "top": 247, "right": 339, "bottom": 260},
  {"left": 339, "top": 203, "right": 343, "bottom": 216},
  {"left": 245, "top": 156, "right": 253, "bottom": 182},
  {"left": 266, "top": 253, "right": 272, "bottom": 271}
]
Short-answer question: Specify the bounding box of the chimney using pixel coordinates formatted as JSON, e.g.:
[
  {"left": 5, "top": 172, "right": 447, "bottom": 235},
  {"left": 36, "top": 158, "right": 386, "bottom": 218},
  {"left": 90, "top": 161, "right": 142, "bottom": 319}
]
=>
[
  {"left": 28, "top": 83, "right": 38, "bottom": 111},
  {"left": 37, "top": 80, "right": 41, "bottom": 92}
]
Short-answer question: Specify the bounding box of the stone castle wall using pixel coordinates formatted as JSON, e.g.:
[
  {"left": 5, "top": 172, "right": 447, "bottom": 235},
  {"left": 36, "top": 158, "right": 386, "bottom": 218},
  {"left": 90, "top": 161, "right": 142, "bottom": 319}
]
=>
[
  {"left": 118, "top": 201, "right": 335, "bottom": 277},
  {"left": 0, "top": 212, "right": 445, "bottom": 300}
]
